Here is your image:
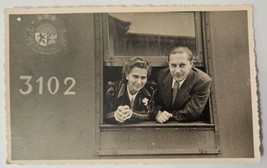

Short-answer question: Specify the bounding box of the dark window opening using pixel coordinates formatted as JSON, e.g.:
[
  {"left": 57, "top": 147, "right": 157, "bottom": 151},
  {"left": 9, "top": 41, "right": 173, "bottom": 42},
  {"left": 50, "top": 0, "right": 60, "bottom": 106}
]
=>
[{"left": 102, "top": 12, "right": 213, "bottom": 127}]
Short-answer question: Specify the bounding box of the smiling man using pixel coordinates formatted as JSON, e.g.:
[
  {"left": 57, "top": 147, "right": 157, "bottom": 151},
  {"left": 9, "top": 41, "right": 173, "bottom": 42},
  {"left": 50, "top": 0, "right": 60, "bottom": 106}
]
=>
[{"left": 155, "top": 46, "right": 212, "bottom": 123}]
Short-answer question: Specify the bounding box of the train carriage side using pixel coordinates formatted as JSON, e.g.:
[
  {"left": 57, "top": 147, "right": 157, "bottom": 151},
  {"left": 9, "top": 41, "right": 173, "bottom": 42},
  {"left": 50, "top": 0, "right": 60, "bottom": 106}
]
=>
[{"left": 8, "top": 11, "right": 254, "bottom": 160}]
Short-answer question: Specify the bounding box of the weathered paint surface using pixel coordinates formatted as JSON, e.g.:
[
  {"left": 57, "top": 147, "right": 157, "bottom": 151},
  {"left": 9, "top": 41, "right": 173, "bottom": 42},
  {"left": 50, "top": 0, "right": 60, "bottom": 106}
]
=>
[
  {"left": 208, "top": 11, "right": 254, "bottom": 158},
  {"left": 9, "top": 11, "right": 254, "bottom": 160}
]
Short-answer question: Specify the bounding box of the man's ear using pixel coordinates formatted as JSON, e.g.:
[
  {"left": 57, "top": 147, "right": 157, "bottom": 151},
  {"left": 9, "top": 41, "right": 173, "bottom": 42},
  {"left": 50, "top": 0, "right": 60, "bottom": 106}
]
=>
[
  {"left": 190, "top": 60, "right": 194, "bottom": 66},
  {"left": 167, "top": 59, "right": 170, "bottom": 66}
]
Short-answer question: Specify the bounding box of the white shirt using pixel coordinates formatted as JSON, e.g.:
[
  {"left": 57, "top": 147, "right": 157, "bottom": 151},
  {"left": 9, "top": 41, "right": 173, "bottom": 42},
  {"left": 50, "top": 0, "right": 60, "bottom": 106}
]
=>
[
  {"left": 172, "top": 78, "right": 186, "bottom": 89},
  {"left": 127, "top": 85, "right": 139, "bottom": 102}
]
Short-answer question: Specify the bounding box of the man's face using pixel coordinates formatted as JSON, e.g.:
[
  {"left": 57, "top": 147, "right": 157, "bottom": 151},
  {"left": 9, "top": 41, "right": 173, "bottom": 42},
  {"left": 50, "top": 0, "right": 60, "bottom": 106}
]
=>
[
  {"left": 126, "top": 67, "right": 148, "bottom": 95},
  {"left": 168, "top": 53, "right": 192, "bottom": 82}
]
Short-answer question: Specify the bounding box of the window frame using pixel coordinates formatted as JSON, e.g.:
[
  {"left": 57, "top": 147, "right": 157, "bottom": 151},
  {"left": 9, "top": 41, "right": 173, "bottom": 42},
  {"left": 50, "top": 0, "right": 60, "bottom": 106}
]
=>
[
  {"left": 94, "top": 12, "right": 221, "bottom": 156},
  {"left": 104, "top": 12, "right": 203, "bottom": 67},
  {"left": 100, "top": 12, "right": 215, "bottom": 128}
]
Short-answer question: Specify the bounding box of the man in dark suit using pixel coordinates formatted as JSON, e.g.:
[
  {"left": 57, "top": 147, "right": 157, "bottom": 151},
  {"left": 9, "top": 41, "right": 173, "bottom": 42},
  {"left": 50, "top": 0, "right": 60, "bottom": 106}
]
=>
[{"left": 155, "top": 46, "right": 212, "bottom": 123}]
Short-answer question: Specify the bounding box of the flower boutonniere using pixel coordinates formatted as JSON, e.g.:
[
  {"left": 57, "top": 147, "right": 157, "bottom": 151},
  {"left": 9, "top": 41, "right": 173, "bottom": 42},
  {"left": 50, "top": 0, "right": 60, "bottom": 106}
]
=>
[{"left": 142, "top": 97, "right": 149, "bottom": 106}]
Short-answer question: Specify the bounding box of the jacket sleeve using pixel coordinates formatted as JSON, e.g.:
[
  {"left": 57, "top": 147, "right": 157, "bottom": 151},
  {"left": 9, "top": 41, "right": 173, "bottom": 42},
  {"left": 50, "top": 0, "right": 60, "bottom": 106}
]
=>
[
  {"left": 103, "top": 81, "right": 119, "bottom": 124},
  {"left": 153, "top": 69, "right": 169, "bottom": 115},
  {"left": 154, "top": 87, "right": 165, "bottom": 112},
  {"left": 104, "top": 111, "right": 118, "bottom": 124},
  {"left": 172, "top": 79, "right": 212, "bottom": 121}
]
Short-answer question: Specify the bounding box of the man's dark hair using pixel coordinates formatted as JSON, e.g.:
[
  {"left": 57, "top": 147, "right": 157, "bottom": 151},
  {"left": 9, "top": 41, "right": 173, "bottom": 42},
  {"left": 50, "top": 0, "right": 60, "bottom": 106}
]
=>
[{"left": 168, "top": 46, "right": 193, "bottom": 61}]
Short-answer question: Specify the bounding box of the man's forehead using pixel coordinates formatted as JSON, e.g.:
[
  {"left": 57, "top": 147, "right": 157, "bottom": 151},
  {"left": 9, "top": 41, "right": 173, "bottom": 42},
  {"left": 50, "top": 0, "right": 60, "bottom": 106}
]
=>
[
  {"left": 170, "top": 52, "right": 189, "bottom": 59},
  {"left": 169, "top": 56, "right": 191, "bottom": 63}
]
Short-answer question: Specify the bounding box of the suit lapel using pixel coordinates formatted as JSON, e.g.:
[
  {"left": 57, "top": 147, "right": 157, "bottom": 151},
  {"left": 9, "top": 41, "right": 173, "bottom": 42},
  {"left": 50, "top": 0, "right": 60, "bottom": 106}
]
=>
[
  {"left": 172, "top": 69, "right": 194, "bottom": 108},
  {"left": 161, "top": 73, "right": 173, "bottom": 109}
]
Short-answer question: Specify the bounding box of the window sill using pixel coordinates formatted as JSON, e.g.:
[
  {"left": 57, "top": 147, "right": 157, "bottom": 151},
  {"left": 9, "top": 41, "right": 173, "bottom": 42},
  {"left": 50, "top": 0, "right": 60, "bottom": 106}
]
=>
[{"left": 100, "top": 121, "right": 214, "bottom": 131}]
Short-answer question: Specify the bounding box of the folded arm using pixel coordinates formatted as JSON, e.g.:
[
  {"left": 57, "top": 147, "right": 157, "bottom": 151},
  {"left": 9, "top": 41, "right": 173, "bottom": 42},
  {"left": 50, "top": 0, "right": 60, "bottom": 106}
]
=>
[{"left": 171, "top": 79, "right": 212, "bottom": 121}]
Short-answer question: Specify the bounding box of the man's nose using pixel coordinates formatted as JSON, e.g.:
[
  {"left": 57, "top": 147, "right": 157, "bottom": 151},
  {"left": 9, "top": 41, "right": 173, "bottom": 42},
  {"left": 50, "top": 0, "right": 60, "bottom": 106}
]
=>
[{"left": 175, "top": 67, "right": 181, "bottom": 73}]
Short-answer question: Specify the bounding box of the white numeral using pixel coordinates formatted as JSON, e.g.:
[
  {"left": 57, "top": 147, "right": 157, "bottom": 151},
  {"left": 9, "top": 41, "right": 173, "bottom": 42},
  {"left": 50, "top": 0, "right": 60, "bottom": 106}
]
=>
[
  {"left": 19, "top": 76, "right": 76, "bottom": 95},
  {"left": 19, "top": 76, "right": 32, "bottom": 95},
  {"left": 47, "top": 77, "right": 60, "bottom": 95},
  {"left": 64, "top": 77, "right": 76, "bottom": 95},
  {"left": 36, "top": 76, "right": 44, "bottom": 94}
]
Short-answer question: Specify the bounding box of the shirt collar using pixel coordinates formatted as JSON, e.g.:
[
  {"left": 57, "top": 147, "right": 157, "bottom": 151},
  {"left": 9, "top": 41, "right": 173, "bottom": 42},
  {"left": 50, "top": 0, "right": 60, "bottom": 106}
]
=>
[
  {"left": 172, "top": 78, "right": 186, "bottom": 89},
  {"left": 127, "top": 84, "right": 139, "bottom": 101}
]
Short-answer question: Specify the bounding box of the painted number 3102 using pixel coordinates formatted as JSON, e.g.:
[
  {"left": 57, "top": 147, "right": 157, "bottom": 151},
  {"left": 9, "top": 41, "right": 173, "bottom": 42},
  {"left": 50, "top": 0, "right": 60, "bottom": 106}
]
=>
[{"left": 19, "top": 76, "right": 76, "bottom": 95}]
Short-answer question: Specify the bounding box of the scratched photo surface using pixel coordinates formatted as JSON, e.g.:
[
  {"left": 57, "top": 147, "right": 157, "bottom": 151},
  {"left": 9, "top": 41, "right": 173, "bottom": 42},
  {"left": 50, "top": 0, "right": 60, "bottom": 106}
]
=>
[{"left": 5, "top": 6, "right": 259, "bottom": 163}]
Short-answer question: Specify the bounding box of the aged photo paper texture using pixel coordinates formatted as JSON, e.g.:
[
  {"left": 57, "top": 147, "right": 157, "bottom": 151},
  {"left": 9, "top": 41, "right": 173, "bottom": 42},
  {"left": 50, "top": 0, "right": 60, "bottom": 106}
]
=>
[{"left": 5, "top": 5, "right": 260, "bottom": 163}]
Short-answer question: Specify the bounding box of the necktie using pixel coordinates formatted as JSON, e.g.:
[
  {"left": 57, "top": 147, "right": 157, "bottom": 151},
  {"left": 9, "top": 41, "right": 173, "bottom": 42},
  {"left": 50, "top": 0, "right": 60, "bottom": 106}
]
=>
[{"left": 172, "top": 80, "right": 180, "bottom": 106}]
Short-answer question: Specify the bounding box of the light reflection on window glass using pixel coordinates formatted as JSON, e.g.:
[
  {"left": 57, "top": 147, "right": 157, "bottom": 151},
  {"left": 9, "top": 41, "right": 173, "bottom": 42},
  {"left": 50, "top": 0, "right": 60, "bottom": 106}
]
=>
[{"left": 108, "top": 12, "right": 196, "bottom": 57}]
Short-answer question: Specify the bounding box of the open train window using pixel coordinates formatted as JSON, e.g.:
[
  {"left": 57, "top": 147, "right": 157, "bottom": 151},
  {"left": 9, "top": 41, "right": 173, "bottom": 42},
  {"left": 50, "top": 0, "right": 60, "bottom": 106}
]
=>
[
  {"left": 95, "top": 12, "right": 220, "bottom": 156},
  {"left": 101, "top": 12, "right": 213, "bottom": 128}
]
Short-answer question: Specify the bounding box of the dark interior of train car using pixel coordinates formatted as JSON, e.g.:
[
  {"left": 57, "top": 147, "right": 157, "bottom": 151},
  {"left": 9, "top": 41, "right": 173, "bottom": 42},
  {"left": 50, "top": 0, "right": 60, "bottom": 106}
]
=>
[{"left": 103, "top": 13, "right": 212, "bottom": 126}]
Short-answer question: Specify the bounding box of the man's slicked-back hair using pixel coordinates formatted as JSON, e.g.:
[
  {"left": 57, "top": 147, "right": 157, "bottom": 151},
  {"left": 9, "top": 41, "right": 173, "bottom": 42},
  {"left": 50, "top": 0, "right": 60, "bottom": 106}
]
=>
[{"left": 168, "top": 46, "right": 193, "bottom": 61}]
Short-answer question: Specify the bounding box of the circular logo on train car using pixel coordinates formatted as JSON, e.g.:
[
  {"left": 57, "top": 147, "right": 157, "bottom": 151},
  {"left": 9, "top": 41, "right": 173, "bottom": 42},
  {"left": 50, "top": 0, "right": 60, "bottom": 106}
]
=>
[
  {"left": 35, "top": 23, "right": 57, "bottom": 47},
  {"left": 27, "top": 14, "right": 67, "bottom": 55}
]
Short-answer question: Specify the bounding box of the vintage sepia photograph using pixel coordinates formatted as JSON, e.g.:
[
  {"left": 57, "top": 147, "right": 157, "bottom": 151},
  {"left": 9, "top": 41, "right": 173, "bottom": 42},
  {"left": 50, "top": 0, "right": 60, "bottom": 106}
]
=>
[{"left": 5, "top": 6, "right": 259, "bottom": 163}]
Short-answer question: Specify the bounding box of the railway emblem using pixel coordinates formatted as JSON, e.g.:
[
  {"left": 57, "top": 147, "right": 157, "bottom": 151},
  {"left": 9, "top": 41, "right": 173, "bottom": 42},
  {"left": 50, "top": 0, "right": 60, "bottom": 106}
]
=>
[{"left": 27, "top": 14, "right": 67, "bottom": 55}]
